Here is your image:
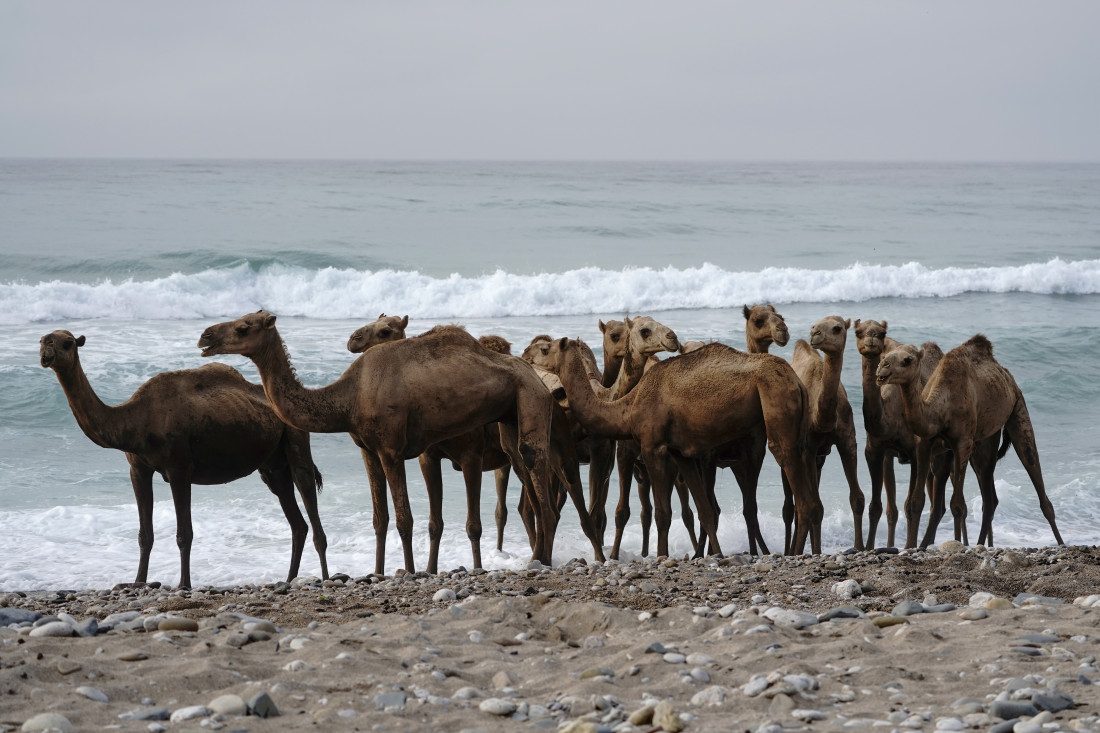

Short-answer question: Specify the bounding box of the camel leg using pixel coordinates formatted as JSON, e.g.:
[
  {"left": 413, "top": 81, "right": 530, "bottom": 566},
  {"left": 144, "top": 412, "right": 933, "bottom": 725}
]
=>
[
  {"left": 555, "top": 457, "right": 607, "bottom": 563},
  {"left": 780, "top": 472, "right": 794, "bottom": 555},
  {"left": 261, "top": 467, "right": 309, "bottom": 582},
  {"left": 969, "top": 437, "right": 1000, "bottom": 547},
  {"left": 730, "top": 451, "right": 769, "bottom": 555},
  {"left": 923, "top": 440, "right": 971, "bottom": 549},
  {"left": 284, "top": 431, "right": 329, "bottom": 579},
  {"left": 461, "top": 460, "right": 485, "bottom": 570},
  {"left": 903, "top": 441, "right": 932, "bottom": 549},
  {"left": 129, "top": 462, "right": 155, "bottom": 585},
  {"left": 676, "top": 457, "right": 722, "bottom": 557},
  {"left": 644, "top": 453, "right": 676, "bottom": 558},
  {"left": 696, "top": 459, "right": 722, "bottom": 556},
  {"left": 418, "top": 454, "right": 445, "bottom": 574},
  {"left": 167, "top": 469, "right": 194, "bottom": 590},
  {"left": 838, "top": 430, "right": 866, "bottom": 551},
  {"left": 783, "top": 451, "right": 822, "bottom": 555},
  {"left": 636, "top": 465, "right": 654, "bottom": 557},
  {"left": 512, "top": 397, "right": 556, "bottom": 566},
  {"left": 1006, "top": 400, "right": 1064, "bottom": 545},
  {"left": 884, "top": 457, "right": 900, "bottom": 548},
  {"left": 379, "top": 451, "right": 417, "bottom": 573},
  {"left": 673, "top": 475, "right": 701, "bottom": 557},
  {"left": 864, "top": 443, "right": 885, "bottom": 550},
  {"left": 494, "top": 465, "right": 510, "bottom": 552},
  {"left": 587, "top": 439, "right": 615, "bottom": 548},
  {"left": 361, "top": 449, "right": 389, "bottom": 575},
  {"left": 610, "top": 440, "right": 636, "bottom": 560}
]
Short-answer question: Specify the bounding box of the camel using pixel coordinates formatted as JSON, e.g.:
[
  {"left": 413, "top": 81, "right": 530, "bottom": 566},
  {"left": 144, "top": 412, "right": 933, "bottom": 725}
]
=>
[
  {"left": 199, "top": 311, "right": 605, "bottom": 571},
  {"left": 552, "top": 338, "right": 822, "bottom": 556},
  {"left": 787, "top": 316, "right": 865, "bottom": 551},
  {"left": 875, "top": 335, "right": 1064, "bottom": 548},
  {"left": 40, "top": 330, "right": 328, "bottom": 589},
  {"left": 743, "top": 304, "right": 790, "bottom": 353},
  {"left": 347, "top": 315, "right": 513, "bottom": 570}
]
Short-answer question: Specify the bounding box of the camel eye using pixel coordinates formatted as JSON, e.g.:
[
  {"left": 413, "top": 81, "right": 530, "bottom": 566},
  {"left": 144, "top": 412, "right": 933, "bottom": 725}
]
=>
[
  {"left": 902, "top": 356, "right": 912, "bottom": 366},
  {"left": 832, "top": 326, "right": 841, "bottom": 333},
  {"left": 62, "top": 341, "right": 72, "bottom": 350},
  {"left": 610, "top": 334, "right": 620, "bottom": 343},
  {"left": 754, "top": 318, "right": 765, "bottom": 327},
  {"left": 235, "top": 324, "right": 250, "bottom": 335},
  {"left": 640, "top": 329, "right": 651, "bottom": 338},
  {"left": 380, "top": 329, "right": 391, "bottom": 337}
]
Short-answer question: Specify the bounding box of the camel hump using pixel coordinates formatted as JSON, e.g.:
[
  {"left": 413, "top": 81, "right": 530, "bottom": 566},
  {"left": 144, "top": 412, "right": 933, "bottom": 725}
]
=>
[
  {"left": 423, "top": 324, "right": 469, "bottom": 337},
  {"left": 478, "top": 334, "right": 512, "bottom": 355},
  {"left": 964, "top": 334, "right": 994, "bottom": 356}
]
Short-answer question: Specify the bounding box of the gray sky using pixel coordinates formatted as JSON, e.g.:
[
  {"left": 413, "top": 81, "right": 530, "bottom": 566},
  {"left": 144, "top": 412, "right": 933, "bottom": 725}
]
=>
[{"left": 2, "top": 1, "right": 1098, "bottom": 160}]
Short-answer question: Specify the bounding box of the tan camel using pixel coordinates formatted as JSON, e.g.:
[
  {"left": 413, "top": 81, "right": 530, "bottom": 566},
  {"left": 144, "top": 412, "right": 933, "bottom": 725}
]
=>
[
  {"left": 788, "top": 316, "right": 865, "bottom": 551},
  {"left": 347, "top": 313, "right": 407, "bottom": 354},
  {"left": 347, "top": 315, "right": 513, "bottom": 570},
  {"left": 743, "top": 304, "right": 791, "bottom": 353},
  {"left": 553, "top": 338, "right": 822, "bottom": 555},
  {"left": 876, "top": 335, "right": 1063, "bottom": 548},
  {"left": 597, "top": 319, "right": 629, "bottom": 386},
  {"left": 40, "top": 330, "right": 328, "bottom": 589},
  {"left": 199, "top": 311, "right": 605, "bottom": 570}
]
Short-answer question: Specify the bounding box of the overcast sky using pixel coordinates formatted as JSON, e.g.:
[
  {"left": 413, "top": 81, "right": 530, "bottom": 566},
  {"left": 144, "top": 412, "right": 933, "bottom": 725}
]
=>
[{"left": 2, "top": 1, "right": 1098, "bottom": 160}]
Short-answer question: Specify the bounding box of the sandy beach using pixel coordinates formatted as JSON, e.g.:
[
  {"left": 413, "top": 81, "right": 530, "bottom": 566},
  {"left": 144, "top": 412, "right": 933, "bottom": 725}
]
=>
[{"left": 2, "top": 544, "right": 1098, "bottom": 732}]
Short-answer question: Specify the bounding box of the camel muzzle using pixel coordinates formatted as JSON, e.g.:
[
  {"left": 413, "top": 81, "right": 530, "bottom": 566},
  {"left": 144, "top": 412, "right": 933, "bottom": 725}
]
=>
[
  {"left": 40, "top": 352, "right": 54, "bottom": 368},
  {"left": 197, "top": 330, "right": 222, "bottom": 357}
]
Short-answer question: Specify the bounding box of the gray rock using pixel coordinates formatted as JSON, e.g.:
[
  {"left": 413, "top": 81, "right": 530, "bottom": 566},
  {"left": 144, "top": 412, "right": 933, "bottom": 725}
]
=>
[
  {"left": 56, "top": 660, "right": 81, "bottom": 676},
  {"left": 763, "top": 607, "right": 818, "bottom": 629},
  {"left": 248, "top": 692, "right": 280, "bottom": 718},
  {"left": 989, "top": 700, "right": 1038, "bottom": 719},
  {"left": 76, "top": 685, "right": 109, "bottom": 703},
  {"left": 1010, "top": 646, "right": 1043, "bottom": 657},
  {"left": 479, "top": 698, "right": 517, "bottom": 715},
  {"left": 28, "top": 621, "right": 75, "bottom": 638},
  {"left": 374, "top": 691, "right": 407, "bottom": 710},
  {"left": 690, "top": 685, "right": 726, "bottom": 706},
  {"left": 689, "top": 667, "right": 710, "bottom": 683},
  {"left": 922, "top": 603, "right": 956, "bottom": 614},
  {"left": 1013, "top": 593, "right": 1063, "bottom": 606},
  {"left": 20, "top": 713, "right": 73, "bottom": 732},
  {"left": 1018, "top": 633, "right": 1060, "bottom": 644},
  {"left": 988, "top": 720, "right": 1018, "bottom": 733},
  {"left": 957, "top": 608, "right": 988, "bottom": 621},
  {"left": 72, "top": 618, "right": 98, "bottom": 637},
  {"left": 433, "top": 588, "right": 456, "bottom": 603},
  {"left": 158, "top": 617, "right": 198, "bottom": 632},
  {"left": 819, "top": 606, "right": 862, "bottom": 621},
  {"left": 118, "top": 707, "right": 170, "bottom": 721},
  {"left": 169, "top": 705, "right": 210, "bottom": 722},
  {"left": 1031, "top": 690, "right": 1073, "bottom": 712},
  {"left": 663, "top": 652, "right": 686, "bottom": 664},
  {"left": 644, "top": 641, "right": 667, "bottom": 654},
  {"left": 453, "top": 687, "right": 482, "bottom": 700},
  {"left": 0, "top": 608, "right": 41, "bottom": 625},
  {"left": 892, "top": 600, "right": 925, "bottom": 617}
]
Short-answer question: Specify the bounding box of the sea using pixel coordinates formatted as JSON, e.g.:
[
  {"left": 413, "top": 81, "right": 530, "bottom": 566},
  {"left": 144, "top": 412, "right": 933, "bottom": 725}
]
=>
[{"left": 1, "top": 160, "right": 1098, "bottom": 590}]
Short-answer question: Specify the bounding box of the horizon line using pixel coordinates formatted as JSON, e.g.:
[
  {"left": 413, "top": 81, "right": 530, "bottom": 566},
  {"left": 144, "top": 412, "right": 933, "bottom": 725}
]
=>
[{"left": 2, "top": 156, "right": 1099, "bottom": 165}]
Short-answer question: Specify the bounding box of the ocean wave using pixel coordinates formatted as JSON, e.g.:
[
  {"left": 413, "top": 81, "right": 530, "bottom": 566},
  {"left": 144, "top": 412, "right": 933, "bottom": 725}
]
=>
[{"left": 1, "top": 258, "right": 1098, "bottom": 324}]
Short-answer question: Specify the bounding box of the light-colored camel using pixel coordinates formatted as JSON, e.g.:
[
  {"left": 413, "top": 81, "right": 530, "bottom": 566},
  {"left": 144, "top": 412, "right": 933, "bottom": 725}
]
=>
[
  {"left": 40, "top": 330, "right": 328, "bottom": 589},
  {"left": 787, "top": 316, "right": 865, "bottom": 551},
  {"left": 199, "top": 311, "right": 605, "bottom": 570},
  {"left": 743, "top": 304, "right": 791, "bottom": 353},
  {"left": 876, "top": 335, "right": 1064, "bottom": 548},
  {"left": 553, "top": 338, "right": 823, "bottom": 555},
  {"left": 347, "top": 315, "right": 513, "bottom": 570}
]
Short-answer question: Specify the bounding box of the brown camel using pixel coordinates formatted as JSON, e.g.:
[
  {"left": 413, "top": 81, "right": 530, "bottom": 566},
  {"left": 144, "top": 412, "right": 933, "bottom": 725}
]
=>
[
  {"left": 787, "top": 316, "right": 865, "bottom": 551},
  {"left": 199, "top": 311, "right": 605, "bottom": 570},
  {"left": 553, "top": 338, "right": 822, "bottom": 555},
  {"left": 743, "top": 304, "right": 791, "bottom": 353},
  {"left": 347, "top": 316, "right": 513, "bottom": 570},
  {"left": 40, "top": 330, "right": 328, "bottom": 589},
  {"left": 876, "top": 335, "right": 1064, "bottom": 548}
]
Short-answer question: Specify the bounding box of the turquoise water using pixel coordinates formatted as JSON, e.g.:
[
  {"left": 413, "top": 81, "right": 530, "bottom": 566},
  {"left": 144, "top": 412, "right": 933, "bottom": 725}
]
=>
[{"left": 1, "top": 160, "right": 1098, "bottom": 589}]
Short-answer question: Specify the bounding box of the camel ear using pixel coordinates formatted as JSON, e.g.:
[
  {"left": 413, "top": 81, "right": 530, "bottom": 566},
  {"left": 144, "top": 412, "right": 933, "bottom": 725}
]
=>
[
  {"left": 400, "top": 315, "right": 409, "bottom": 328},
  {"left": 378, "top": 312, "right": 385, "bottom": 318},
  {"left": 262, "top": 313, "right": 277, "bottom": 329},
  {"left": 624, "top": 316, "right": 633, "bottom": 328},
  {"left": 844, "top": 318, "right": 851, "bottom": 329},
  {"left": 598, "top": 319, "right": 606, "bottom": 333},
  {"left": 557, "top": 337, "right": 569, "bottom": 352},
  {"left": 853, "top": 318, "right": 861, "bottom": 329},
  {"left": 881, "top": 320, "right": 888, "bottom": 332},
  {"left": 75, "top": 335, "right": 85, "bottom": 347},
  {"left": 742, "top": 305, "right": 751, "bottom": 320}
]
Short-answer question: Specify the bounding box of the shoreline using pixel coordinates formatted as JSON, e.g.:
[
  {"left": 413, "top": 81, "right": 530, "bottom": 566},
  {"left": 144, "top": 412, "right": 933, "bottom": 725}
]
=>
[{"left": 2, "top": 545, "right": 1099, "bottom": 732}]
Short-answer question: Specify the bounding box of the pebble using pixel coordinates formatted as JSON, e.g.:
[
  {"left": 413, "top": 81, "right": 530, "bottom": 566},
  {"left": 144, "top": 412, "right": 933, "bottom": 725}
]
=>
[
  {"left": 792, "top": 709, "right": 826, "bottom": 721},
  {"left": 763, "top": 607, "right": 818, "bottom": 629},
  {"left": 819, "top": 606, "right": 862, "bottom": 621},
  {"left": 644, "top": 641, "right": 668, "bottom": 654},
  {"left": 453, "top": 687, "right": 481, "bottom": 700},
  {"left": 248, "top": 691, "right": 280, "bottom": 718},
  {"left": 653, "top": 701, "right": 684, "bottom": 732},
  {"left": 628, "top": 705, "right": 654, "bottom": 725},
  {"left": 689, "top": 667, "right": 710, "bottom": 683},
  {"left": 207, "top": 694, "right": 247, "bottom": 716},
  {"left": 958, "top": 608, "right": 988, "bottom": 621},
  {"left": 990, "top": 700, "right": 1038, "bottom": 719},
  {"left": 56, "top": 660, "right": 82, "bottom": 675},
  {"left": 433, "top": 588, "right": 456, "bottom": 603},
  {"left": 76, "top": 685, "right": 109, "bottom": 703},
  {"left": 479, "top": 698, "right": 517, "bottom": 715},
  {"left": 692, "top": 605, "right": 711, "bottom": 617},
  {"left": 691, "top": 685, "right": 727, "bottom": 706},
  {"left": 935, "top": 718, "right": 965, "bottom": 730},
  {"left": 0, "top": 608, "right": 41, "bottom": 625},
  {"left": 374, "top": 691, "right": 407, "bottom": 710},
  {"left": 939, "top": 540, "right": 965, "bottom": 553},
  {"left": 20, "top": 713, "right": 73, "bottom": 733},
  {"left": 717, "top": 603, "right": 737, "bottom": 618},
  {"left": 118, "top": 707, "right": 170, "bottom": 721},
  {"left": 1031, "top": 690, "right": 1073, "bottom": 712},
  {"left": 157, "top": 617, "right": 198, "bottom": 632},
  {"left": 893, "top": 600, "right": 925, "bottom": 617},
  {"left": 742, "top": 675, "right": 769, "bottom": 696},
  {"left": 28, "top": 621, "right": 75, "bottom": 637},
  {"left": 169, "top": 705, "right": 211, "bottom": 722},
  {"left": 685, "top": 653, "right": 712, "bottom": 665},
  {"left": 492, "top": 670, "right": 516, "bottom": 688},
  {"left": 663, "top": 652, "right": 686, "bottom": 664},
  {"left": 117, "top": 650, "right": 149, "bottom": 661},
  {"left": 872, "top": 615, "right": 908, "bottom": 628},
  {"left": 969, "top": 591, "right": 1013, "bottom": 610},
  {"left": 833, "top": 579, "right": 862, "bottom": 599}
]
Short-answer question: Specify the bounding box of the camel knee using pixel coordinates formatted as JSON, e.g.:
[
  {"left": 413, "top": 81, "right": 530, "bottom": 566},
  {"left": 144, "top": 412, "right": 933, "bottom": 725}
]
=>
[
  {"left": 428, "top": 517, "right": 443, "bottom": 542},
  {"left": 372, "top": 511, "right": 389, "bottom": 534},
  {"left": 137, "top": 529, "right": 154, "bottom": 553},
  {"left": 466, "top": 518, "right": 483, "bottom": 542},
  {"left": 519, "top": 441, "right": 538, "bottom": 470}
]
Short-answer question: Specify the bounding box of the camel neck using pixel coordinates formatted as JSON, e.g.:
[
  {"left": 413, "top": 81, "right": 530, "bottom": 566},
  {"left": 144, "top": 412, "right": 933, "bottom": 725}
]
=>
[
  {"left": 745, "top": 336, "right": 769, "bottom": 354},
  {"left": 810, "top": 349, "right": 843, "bottom": 432},
  {"left": 610, "top": 345, "right": 648, "bottom": 400},
  {"left": 54, "top": 355, "right": 138, "bottom": 453},
  {"left": 601, "top": 353, "right": 622, "bottom": 389},
  {"left": 560, "top": 348, "right": 633, "bottom": 440},
  {"left": 250, "top": 332, "right": 352, "bottom": 434},
  {"left": 860, "top": 353, "right": 885, "bottom": 433},
  {"left": 897, "top": 378, "right": 934, "bottom": 438}
]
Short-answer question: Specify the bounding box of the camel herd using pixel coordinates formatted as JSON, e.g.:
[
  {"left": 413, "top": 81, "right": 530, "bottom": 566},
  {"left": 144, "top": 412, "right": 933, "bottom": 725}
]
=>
[{"left": 39, "top": 305, "right": 1064, "bottom": 588}]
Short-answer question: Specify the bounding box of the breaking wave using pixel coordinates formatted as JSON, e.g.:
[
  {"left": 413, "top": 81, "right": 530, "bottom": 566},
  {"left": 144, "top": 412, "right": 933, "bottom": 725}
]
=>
[{"left": 2, "top": 258, "right": 1098, "bottom": 324}]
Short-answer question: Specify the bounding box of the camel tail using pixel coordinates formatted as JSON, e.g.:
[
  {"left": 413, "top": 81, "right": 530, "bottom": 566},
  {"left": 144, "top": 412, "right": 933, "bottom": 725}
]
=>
[
  {"left": 313, "top": 464, "right": 324, "bottom": 493},
  {"left": 996, "top": 431, "right": 1012, "bottom": 459}
]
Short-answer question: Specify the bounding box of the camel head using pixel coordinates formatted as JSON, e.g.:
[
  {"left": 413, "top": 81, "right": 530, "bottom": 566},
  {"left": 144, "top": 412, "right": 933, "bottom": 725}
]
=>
[
  {"left": 198, "top": 310, "right": 278, "bottom": 358},
  {"left": 622, "top": 316, "right": 680, "bottom": 358},
  {"left": 875, "top": 344, "right": 921, "bottom": 387},
  {"left": 679, "top": 340, "right": 707, "bottom": 354},
  {"left": 347, "top": 313, "right": 408, "bottom": 353},
  {"left": 39, "top": 330, "right": 85, "bottom": 370},
  {"left": 598, "top": 319, "right": 629, "bottom": 361},
  {"left": 522, "top": 335, "right": 557, "bottom": 371},
  {"left": 808, "top": 315, "right": 851, "bottom": 354},
  {"left": 854, "top": 319, "right": 889, "bottom": 358},
  {"left": 743, "top": 304, "right": 790, "bottom": 349}
]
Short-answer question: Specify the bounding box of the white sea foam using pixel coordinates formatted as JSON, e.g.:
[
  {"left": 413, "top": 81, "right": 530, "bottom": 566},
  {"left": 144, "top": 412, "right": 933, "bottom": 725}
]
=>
[{"left": 2, "top": 258, "right": 1098, "bottom": 325}]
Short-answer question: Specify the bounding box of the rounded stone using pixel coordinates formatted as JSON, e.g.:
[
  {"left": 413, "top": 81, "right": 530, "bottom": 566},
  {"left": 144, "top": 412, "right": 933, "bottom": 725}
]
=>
[
  {"left": 207, "top": 694, "right": 247, "bottom": 716},
  {"left": 28, "top": 621, "right": 75, "bottom": 638},
  {"left": 158, "top": 617, "right": 198, "bottom": 632},
  {"left": 21, "top": 713, "right": 73, "bottom": 732},
  {"left": 479, "top": 698, "right": 517, "bottom": 715},
  {"left": 432, "top": 588, "right": 456, "bottom": 603}
]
